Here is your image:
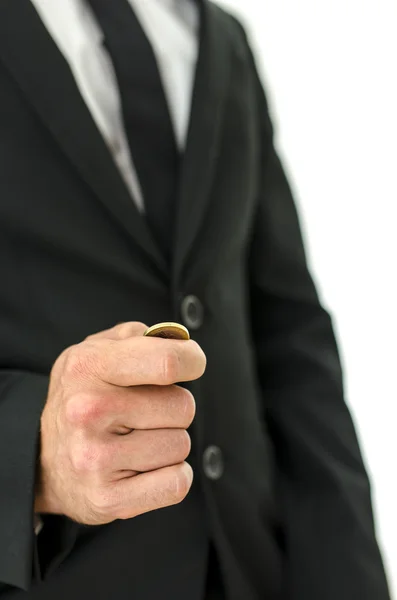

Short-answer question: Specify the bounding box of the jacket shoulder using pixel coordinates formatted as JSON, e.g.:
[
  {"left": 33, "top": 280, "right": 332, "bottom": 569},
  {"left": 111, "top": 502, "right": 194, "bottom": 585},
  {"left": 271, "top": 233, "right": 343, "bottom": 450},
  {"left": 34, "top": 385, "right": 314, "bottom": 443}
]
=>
[{"left": 207, "top": 2, "right": 251, "bottom": 54}]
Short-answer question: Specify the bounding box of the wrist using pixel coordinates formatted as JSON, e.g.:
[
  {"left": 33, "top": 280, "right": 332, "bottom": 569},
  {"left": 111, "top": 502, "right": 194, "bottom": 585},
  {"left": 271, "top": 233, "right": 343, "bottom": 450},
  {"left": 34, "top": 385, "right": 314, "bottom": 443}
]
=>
[
  {"left": 35, "top": 454, "right": 64, "bottom": 515},
  {"left": 35, "top": 476, "right": 64, "bottom": 515},
  {"left": 36, "top": 412, "right": 65, "bottom": 515}
]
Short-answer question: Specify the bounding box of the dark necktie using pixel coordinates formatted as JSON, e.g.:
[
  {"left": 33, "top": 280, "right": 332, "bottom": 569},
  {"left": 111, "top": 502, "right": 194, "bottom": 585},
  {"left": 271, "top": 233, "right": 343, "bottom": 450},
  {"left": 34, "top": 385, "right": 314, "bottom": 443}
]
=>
[
  {"left": 87, "top": 0, "right": 180, "bottom": 262},
  {"left": 83, "top": 5, "right": 226, "bottom": 599}
]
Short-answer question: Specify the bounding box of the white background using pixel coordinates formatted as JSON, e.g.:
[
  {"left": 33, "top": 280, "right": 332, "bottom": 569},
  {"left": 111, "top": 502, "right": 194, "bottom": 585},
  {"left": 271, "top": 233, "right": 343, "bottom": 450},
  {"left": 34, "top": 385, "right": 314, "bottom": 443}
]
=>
[{"left": 219, "top": 0, "right": 397, "bottom": 596}]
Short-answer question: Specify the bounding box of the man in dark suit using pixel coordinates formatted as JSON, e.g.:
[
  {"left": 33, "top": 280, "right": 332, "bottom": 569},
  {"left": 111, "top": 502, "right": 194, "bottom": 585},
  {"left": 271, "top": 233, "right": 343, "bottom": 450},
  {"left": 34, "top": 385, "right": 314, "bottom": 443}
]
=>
[{"left": 0, "top": 0, "right": 390, "bottom": 599}]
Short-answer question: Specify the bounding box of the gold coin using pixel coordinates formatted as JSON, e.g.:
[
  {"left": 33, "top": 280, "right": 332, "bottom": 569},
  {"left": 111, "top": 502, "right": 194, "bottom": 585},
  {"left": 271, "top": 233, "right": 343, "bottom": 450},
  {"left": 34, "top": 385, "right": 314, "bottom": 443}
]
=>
[{"left": 143, "top": 322, "right": 190, "bottom": 340}]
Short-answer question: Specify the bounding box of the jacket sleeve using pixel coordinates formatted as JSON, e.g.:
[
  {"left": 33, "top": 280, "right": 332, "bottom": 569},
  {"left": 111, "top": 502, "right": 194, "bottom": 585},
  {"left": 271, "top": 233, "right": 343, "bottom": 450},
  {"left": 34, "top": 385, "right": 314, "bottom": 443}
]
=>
[
  {"left": 0, "top": 371, "right": 80, "bottom": 593},
  {"left": 0, "top": 370, "right": 48, "bottom": 590},
  {"left": 244, "top": 31, "right": 391, "bottom": 600}
]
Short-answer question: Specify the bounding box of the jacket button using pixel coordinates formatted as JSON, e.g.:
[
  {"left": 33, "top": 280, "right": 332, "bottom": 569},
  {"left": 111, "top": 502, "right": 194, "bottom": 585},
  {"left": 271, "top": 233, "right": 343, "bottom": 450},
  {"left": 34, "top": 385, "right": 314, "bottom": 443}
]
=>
[
  {"left": 181, "top": 295, "right": 204, "bottom": 330},
  {"left": 203, "top": 445, "right": 224, "bottom": 481}
]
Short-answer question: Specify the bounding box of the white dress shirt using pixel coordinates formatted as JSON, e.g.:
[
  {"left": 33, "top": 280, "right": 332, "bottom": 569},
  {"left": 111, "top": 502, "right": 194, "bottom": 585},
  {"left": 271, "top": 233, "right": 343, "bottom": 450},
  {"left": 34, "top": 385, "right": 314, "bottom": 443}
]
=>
[
  {"left": 30, "top": 0, "right": 199, "bottom": 211},
  {"left": 29, "top": 0, "right": 199, "bottom": 534}
]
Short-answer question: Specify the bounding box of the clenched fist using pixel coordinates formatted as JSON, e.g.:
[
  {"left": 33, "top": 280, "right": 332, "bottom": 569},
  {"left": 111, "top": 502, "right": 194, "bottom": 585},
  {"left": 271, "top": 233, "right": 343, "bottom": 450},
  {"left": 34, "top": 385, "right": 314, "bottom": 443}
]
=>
[{"left": 35, "top": 322, "right": 206, "bottom": 525}]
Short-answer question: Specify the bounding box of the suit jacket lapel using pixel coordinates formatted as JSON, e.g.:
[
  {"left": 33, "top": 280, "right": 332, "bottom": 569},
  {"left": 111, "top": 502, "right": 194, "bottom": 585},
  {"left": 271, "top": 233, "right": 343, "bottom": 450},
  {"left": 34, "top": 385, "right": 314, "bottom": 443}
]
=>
[
  {"left": 0, "top": 0, "right": 168, "bottom": 279},
  {"left": 172, "top": 1, "right": 231, "bottom": 284}
]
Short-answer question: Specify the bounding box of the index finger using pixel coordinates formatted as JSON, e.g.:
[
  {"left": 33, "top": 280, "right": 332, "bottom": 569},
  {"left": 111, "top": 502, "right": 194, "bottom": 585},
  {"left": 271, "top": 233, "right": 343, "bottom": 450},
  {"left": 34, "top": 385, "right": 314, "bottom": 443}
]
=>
[{"left": 91, "top": 336, "right": 207, "bottom": 387}]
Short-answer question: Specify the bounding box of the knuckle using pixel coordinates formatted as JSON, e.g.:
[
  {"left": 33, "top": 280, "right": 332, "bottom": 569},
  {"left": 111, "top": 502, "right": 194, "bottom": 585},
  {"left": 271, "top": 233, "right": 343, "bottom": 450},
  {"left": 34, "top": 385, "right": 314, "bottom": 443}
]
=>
[
  {"left": 169, "top": 467, "right": 192, "bottom": 503},
  {"left": 63, "top": 344, "right": 99, "bottom": 380},
  {"left": 155, "top": 429, "right": 191, "bottom": 462},
  {"left": 177, "top": 430, "right": 191, "bottom": 459},
  {"left": 179, "top": 388, "right": 196, "bottom": 426},
  {"left": 189, "top": 340, "right": 207, "bottom": 375},
  {"left": 63, "top": 346, "right": 87, "bottom": 378},
  {"left": 52, "top": 346, "right": 70, "bottom": 376},
  {"left": 70, "top": 441, "right": 107, "bottom": 475},
  {"left": 70, "top": 442, "right": 95, "bottom": 474},
  {"left": 161, "top": 348, "right": 181, "bottom": 385},
  {"left": 64, "top": 393, "right": 103, "bottom": 428},
  {"left": 191, "top": 341, "right": 207, "bottom": 375}
]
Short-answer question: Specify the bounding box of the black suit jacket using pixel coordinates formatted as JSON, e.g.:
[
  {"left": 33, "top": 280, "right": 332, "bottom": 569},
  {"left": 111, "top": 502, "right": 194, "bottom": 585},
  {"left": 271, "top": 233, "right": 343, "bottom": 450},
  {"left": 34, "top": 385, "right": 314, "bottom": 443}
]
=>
[{"left": 0, "top": 1, "right": 390, "bottom": 599}]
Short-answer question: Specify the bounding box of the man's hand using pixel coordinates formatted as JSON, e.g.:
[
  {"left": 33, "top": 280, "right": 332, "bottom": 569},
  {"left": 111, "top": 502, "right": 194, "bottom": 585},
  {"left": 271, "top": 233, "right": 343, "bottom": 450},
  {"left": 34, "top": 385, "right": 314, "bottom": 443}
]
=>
[{"left": 35, "top": 322, "right": 206, "bottom": 525}]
